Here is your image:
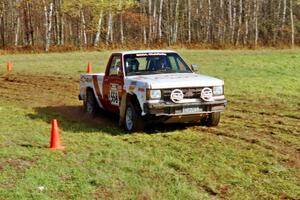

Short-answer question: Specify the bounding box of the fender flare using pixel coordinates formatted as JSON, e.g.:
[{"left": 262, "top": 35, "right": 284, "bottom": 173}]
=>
[{"left": 119, "top": 93, "right": 141, "bottom": 127}]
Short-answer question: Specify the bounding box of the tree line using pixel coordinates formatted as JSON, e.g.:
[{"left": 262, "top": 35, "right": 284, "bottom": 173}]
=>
[{"left": 0, "top": 0, "right": 299, "bottom": 51}]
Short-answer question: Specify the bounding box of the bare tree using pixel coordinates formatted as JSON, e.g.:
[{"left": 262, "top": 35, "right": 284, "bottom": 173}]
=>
[
  {"left": 43, "top": 0, "right": 53, "bottom": 52},
  {"left": 254, "top": 0, "right": 259, "bottom": 47},
  {"left": 236, "top": 0, "right": 243, "bottom": 45},
  {"left": 188, "top": 0, "right": 192, "bottom": 43},
  {"left": 80, "top": 8, "right": 87, "bottom": 46},
  {"left": 94, "top": 11, "right": 103, "bottom": 47},
  {"left": 290, "top": 0, "right": 294, "bottom": 48},
  {"left": 158, "top": 0, "right": 163, "bottom": 42},
  {"left": 14, "top": 0, "right": 20, "bottom": 46},
  {"left": 105, "top": 9, "right": 113, "bottom": 45},
  {"left": 172, "top": 0, "right": 180, "bottom": 43}
]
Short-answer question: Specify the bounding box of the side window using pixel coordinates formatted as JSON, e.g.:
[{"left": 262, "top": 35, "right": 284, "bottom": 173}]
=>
[
  {"left": 109, "top": 56, "right": 121, "bottom": 76},
  {"left": 137, "top": 58, "right": 147, "bottom": 70},
  {"left": 168, "top": 56, "right": 178, "bottom": 71},
  {"left": 176, "top": 57, "right": 187, "bottom": 71}
]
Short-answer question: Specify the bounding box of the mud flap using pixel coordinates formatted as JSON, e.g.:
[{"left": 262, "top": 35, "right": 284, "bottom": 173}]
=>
[{"left": 119, "top": 94, "right": 127, "bottom": 127}]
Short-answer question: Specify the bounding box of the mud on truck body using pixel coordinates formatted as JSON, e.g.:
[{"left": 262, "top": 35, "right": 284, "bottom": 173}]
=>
[{"left": 79, "top": 50, "right": 227, "bottom": 132}]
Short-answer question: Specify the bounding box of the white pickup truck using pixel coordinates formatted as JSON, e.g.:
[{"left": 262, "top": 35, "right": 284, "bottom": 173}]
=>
[{"left": 79, "top": 50, "right": 227, "bottom": 132}]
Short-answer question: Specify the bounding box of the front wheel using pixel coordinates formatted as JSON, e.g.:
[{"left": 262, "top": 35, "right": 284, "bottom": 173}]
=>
[
  {"left": 205, "top": 112, "right": 221, "bottom": 127},
  {"left": 125, "top": 102, "right": 144, "bottom": 132}
]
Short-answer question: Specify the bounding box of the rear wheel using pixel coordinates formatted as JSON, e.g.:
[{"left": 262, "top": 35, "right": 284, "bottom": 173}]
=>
[
  {"left": 205, "top": 112, "right": 221, "bottom": 127},
  {"left": 85, "top": 90, "right": 97, "bottom": 117},
  {"left": 125, "top": 102, "right": 144, "bottom": 132}
]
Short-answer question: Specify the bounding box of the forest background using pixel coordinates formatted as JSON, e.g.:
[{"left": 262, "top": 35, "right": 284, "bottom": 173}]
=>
[{"left": 0, "top": 0, "right": 300, "bottom": 52}]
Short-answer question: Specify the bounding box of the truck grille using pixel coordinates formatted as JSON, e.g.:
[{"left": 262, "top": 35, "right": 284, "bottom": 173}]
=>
[{"left": 162, "top": 88, "right": 209, "bottom": 102}]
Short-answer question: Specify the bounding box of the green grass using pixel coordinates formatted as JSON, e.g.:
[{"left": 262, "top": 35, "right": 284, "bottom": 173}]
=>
[{"left": 0, "top": 49, "right": 300, "bottom": 199}]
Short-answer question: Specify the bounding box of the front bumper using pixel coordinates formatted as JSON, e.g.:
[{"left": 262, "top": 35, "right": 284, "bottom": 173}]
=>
[{"left": 144, "top": 100, "right": 227, "bottom": 116}]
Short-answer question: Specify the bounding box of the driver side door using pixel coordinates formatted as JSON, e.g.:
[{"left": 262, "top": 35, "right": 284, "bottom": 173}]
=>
[{"left": 103, "top": 54, "right": 124, "bottom": 113}]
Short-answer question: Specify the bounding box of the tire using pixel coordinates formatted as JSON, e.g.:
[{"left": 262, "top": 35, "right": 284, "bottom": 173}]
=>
[
  {"left": 85, "top": 90, "right": 97, "bottom": 117},
  {"left": 124, "top": 102, "right": 144, "bottom": 132},
  {"left": 205, "top": 112, "right": 221, "bottom": 127}
]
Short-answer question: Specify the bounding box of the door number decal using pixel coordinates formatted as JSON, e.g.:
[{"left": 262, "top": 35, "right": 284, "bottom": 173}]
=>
[{"left": 109, "top": 84, "right": 119, "bottom": 106}]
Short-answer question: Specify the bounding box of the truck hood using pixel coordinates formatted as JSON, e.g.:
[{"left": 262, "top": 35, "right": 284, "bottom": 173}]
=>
[{"left": 127, "top": 73, "right": 224, "bottom": 89}]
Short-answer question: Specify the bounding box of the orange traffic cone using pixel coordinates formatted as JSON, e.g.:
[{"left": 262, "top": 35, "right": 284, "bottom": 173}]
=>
[
  {"left": 87, "top": 62, "right": 92, "bottom": 73},
  {"left": 7, "top": 62, "right": 13, "bottom": 72},
  {"left": 49, "top": 119, "right": 64, "bottom": 150}
]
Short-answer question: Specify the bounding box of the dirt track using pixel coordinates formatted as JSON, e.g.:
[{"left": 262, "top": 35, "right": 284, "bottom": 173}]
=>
[
  {"left": 0, "top": 73, "right": 116, "bottom": 126},
  {"left": 1, "top": 73, "right": 299, "bottom": 168},
  {"left": 0, "top": 74, "right": 78, "bottom": 107}
]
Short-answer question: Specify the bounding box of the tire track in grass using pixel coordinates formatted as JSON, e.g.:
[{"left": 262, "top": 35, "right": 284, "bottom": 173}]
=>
[{"left": 208, "top": 120, "right": 300, "bottom": 168}]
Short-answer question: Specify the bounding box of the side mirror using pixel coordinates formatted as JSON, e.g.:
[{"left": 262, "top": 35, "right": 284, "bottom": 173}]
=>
[{"left": 191, "top": 64, "right": 198, "bottom": 72}]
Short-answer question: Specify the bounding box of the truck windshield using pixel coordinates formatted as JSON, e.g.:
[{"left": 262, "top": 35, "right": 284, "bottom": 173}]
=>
[{"left": 124, "top": 53, "right": 193, "bottom": 76}]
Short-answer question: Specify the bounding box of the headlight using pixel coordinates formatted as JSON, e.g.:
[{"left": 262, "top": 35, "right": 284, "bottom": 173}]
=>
[
  {"left": 147, "top": 89, "right": 161, "bottom": 99},
  {"left": 213, "top": 86, "right": 223, "bottom": 96}
]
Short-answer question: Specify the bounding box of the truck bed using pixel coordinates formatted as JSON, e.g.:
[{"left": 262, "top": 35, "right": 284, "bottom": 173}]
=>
[{"left": 79, "top": 73, "right": 105, "bottom": 108}]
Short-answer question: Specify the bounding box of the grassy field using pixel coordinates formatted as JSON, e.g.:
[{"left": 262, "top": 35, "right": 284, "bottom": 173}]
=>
[{"left": 0, "top": 49, "right": 299, "bottom": 199}]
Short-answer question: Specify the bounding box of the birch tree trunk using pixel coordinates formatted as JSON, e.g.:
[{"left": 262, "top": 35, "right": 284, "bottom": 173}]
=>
[
  {"left": 218, "top": 0, "right": 224, "bottom": 43},
  {"left": 119, "top": 0, "right": 124, "bottom": 44},
  {"left": 0, "top": 2, "right": 4, "bottom": 47},
  {"left": 236, "top": 0, "right": 243, "bottom": 45},
  {"left": 254, "top": 0, "right": 258, "bottom": 47},
  {"left": 188, "top": 0, "right": 192, "bottom": 43},
  {"left": 43, "top": 1, "right": 53, "bottom": 52},
  {"left": 94, "top": 11, "right": 103, "bottom": 47},
  {"left": 27, "top": 2, "right": 34, "bottom": 46},
  {"left": 282, "top": 0, "right": 287, "bottom": 29},
  {"left": 152, "top": 0, "right": 157, "bottom": 40},
  {"left": 15, "top": 16, "right": 20, "bottom": 46},
  {"left": 199, "top": 1, "right": 203, "bottom": 41},
  {"left": 69, "top": 22, "right": 72, "bottom": 44},
  {"left": 106, "top": 10, "right": 113, "bottom": 45},
  {"left": 158, "top": 0, "right": 164, "bottom": 42},
  {"left": 172, "top": 0, "right": 180, "bottom": 43},
  {"left": 54, "top": 0, "right": 63, "bottom": 45},
  {"left": 244, "top": 1, "right": 249, "bottom": 45},
  {"left": 290, "top": 0, "right": 294, "bottom": 48},
  {"left": 120, "top": 13, "right": 124, "bottom": 44},
  {"left": 142, "top": 4, "right": 147, "bottom": 45},
  {"left": 231, "top": 0, "right": 237, "bottom": 44},
  {"left": 59, "top": 0, "right": 64, "bottom": 45},
  {"left": 273, "top": 0, "right": 281, "bottom": 43},
  {"left": 81, "top": 9, "right": 87, "bottom": 46},
  {"left": 24, "top": 2, "right": 29, "bottom": 46},
  {"left": 143, "top": 26, "right": 147, "bottom": 45},
  {"left": 54, "top": 0, "right": 59, "bottom": 45},
  {"left": 206, "top": 0, "right": 211, "bottom": 43},
  {"left": 148, "top": 0, "right": 152, "bottom": 42},
  {"left": 14, "top": 0, "right": 20, "bottom": 46},
  {"left": 60, "top": 13, "right": 64, "bottom": 45},
  {"left": 228, "top": 0, "right": 233, "bottom": 43}
]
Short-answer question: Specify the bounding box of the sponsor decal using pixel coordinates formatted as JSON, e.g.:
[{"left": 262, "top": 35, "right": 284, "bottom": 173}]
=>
[
  {"left": 138, "top": 88, "right": 145, "bottom": 92},
  {"left": 81, "top": 76, "right": 92, "bottom": 82},
  {"left": 129, "top": 85, "right": 135, "bottom": 92},
  {"left": 136, "top": 53, "right": 167, "bottom": 57}
]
